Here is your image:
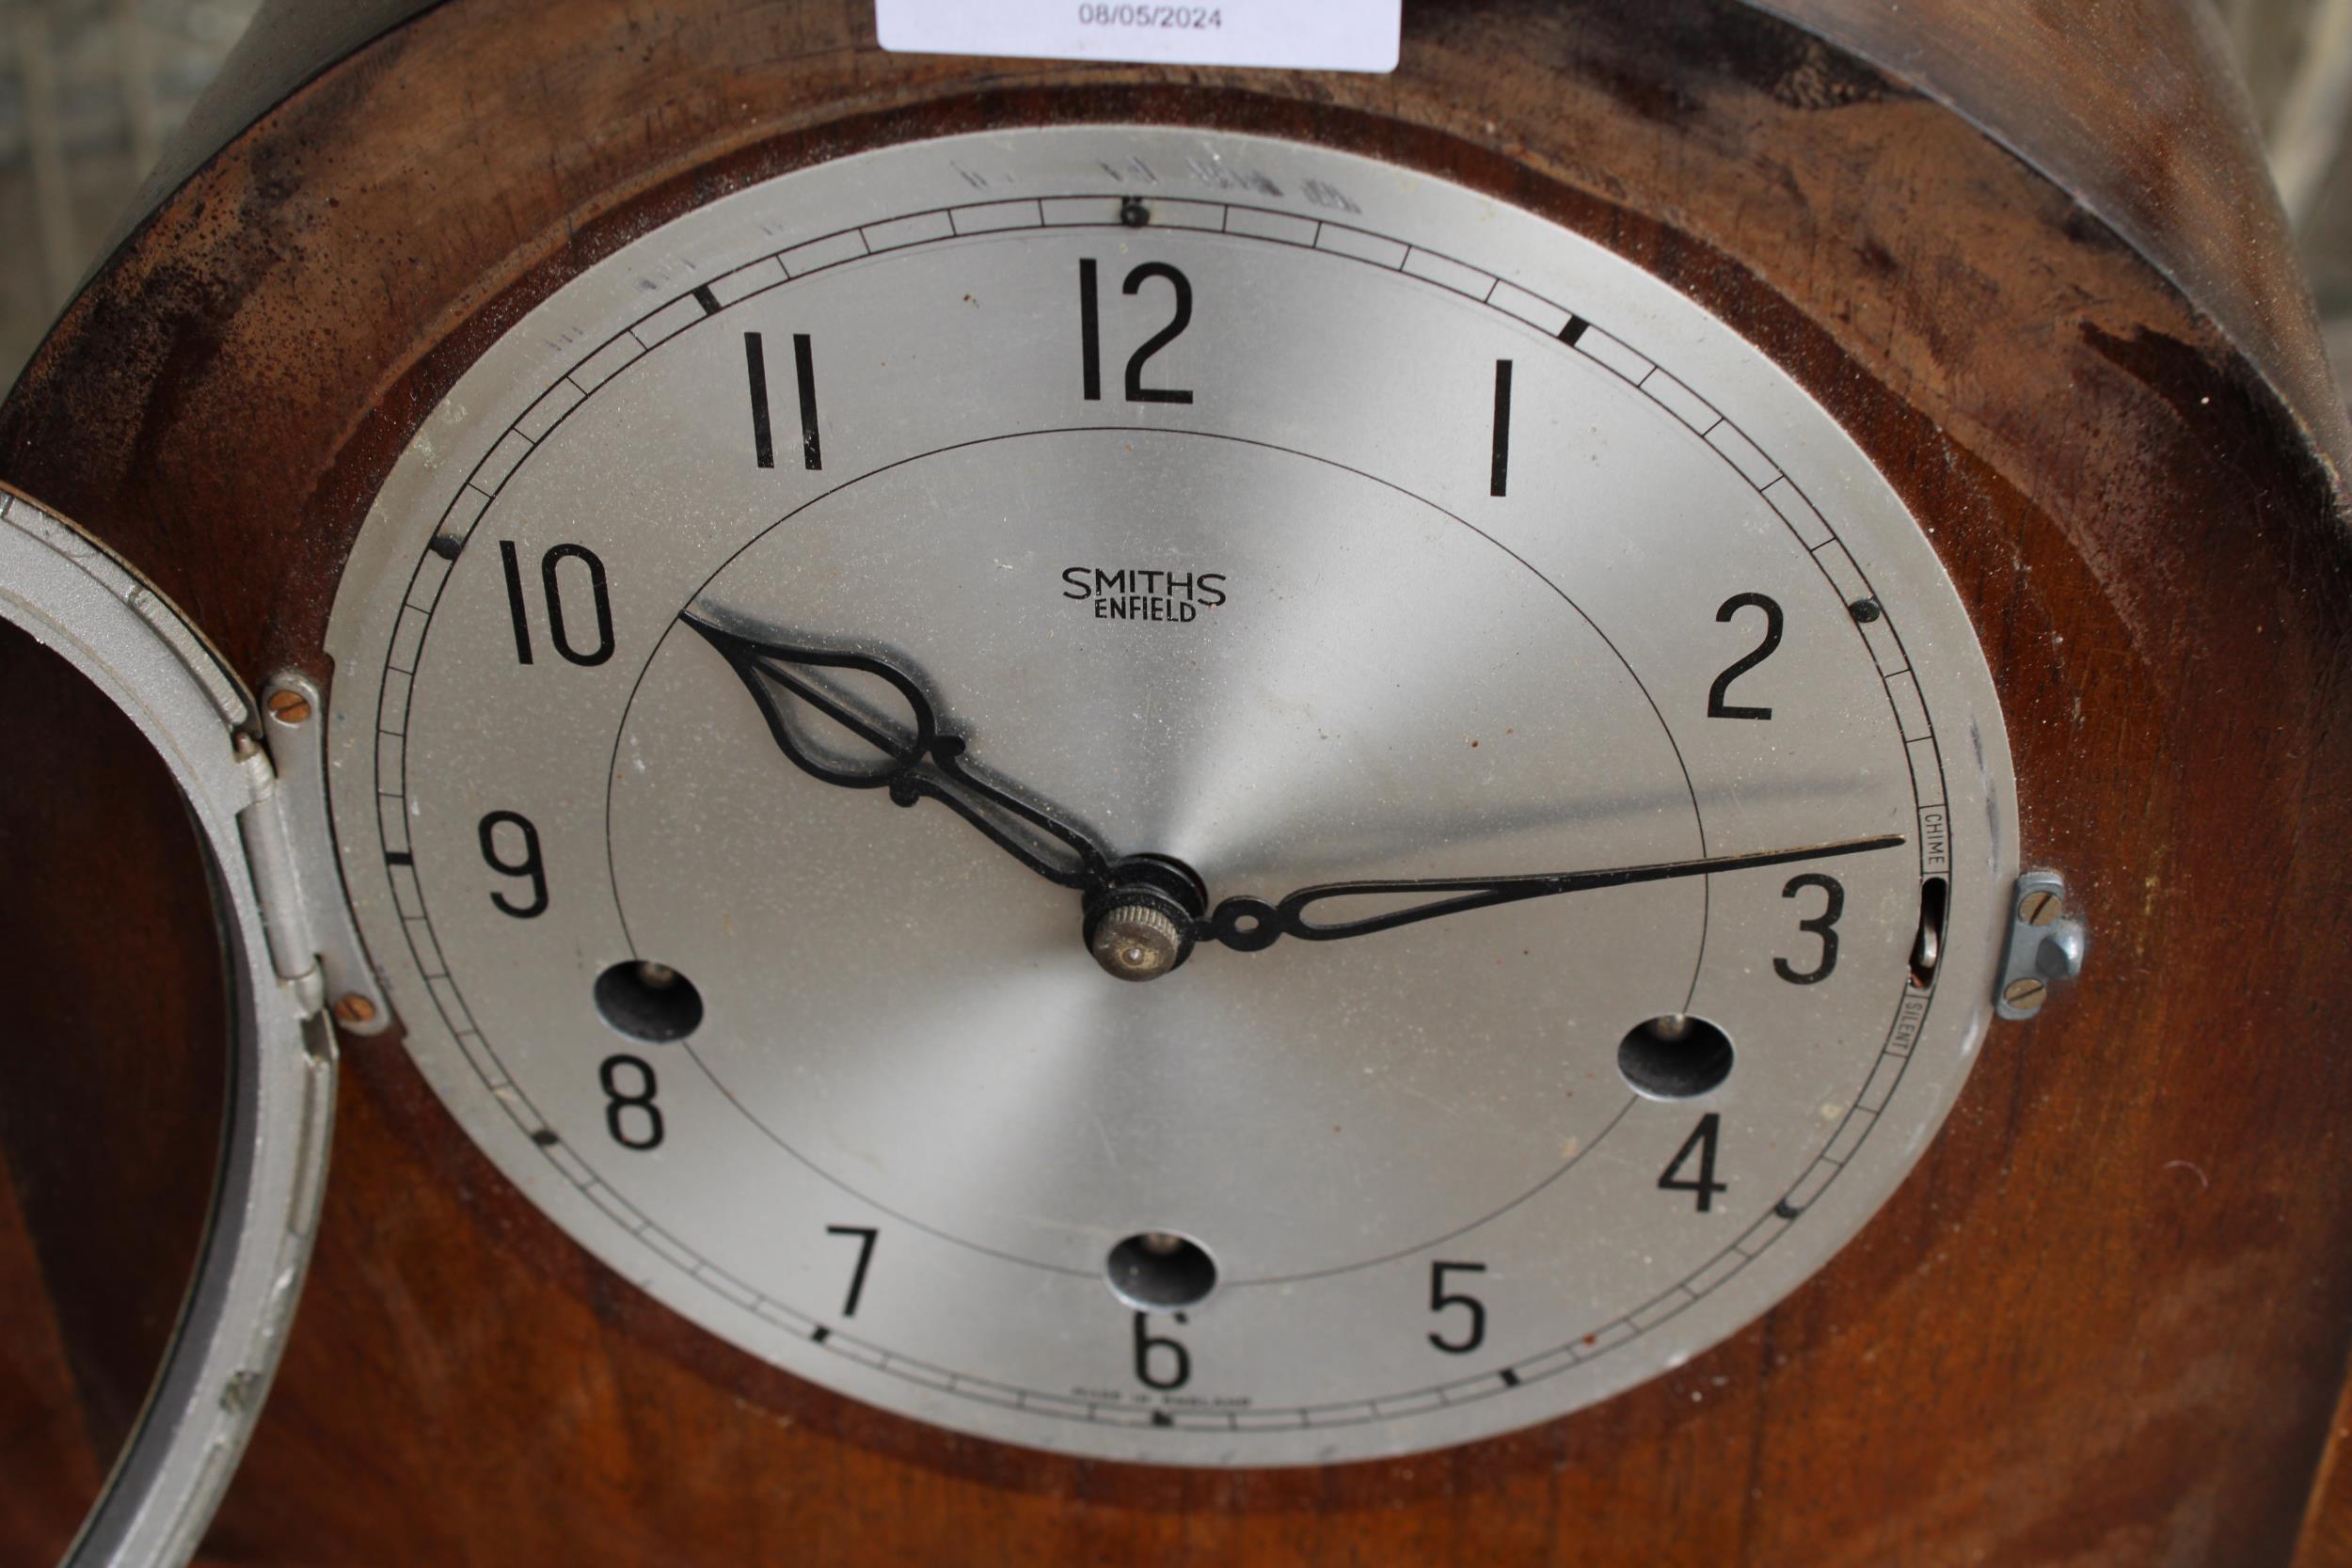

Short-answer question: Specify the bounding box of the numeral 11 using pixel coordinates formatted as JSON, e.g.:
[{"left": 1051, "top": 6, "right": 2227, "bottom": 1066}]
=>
[{"left": 743, "top": 330, "right": 821, "bottom": 470}]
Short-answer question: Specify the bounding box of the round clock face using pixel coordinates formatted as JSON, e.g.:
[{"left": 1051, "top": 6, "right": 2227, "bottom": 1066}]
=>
[{"left": 326, "top": 126, "right": 2015, "bottom": 1464}]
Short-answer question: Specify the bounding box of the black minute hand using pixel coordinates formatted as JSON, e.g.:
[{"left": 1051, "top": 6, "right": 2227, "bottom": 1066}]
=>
[
  {"left": 681, "top": 612, "right": 1115, "bottom": 893},
  {"left": 1200, "top": 835, "right": 1907, "bottom": 952},
  {"left": 685, "top": 610, "right": 1905, "bottom": 975}
]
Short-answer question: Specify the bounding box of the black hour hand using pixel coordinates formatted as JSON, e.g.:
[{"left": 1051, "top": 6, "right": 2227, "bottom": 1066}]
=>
[{"left": 682, "top": 612, "right": 1112, "bottom": 892}]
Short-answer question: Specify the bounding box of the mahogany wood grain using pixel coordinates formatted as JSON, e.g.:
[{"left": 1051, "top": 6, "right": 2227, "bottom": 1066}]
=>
[
  {"left": 0, "top": 1138, "right": 101, "bottom": 1563},
  {"left": 1, "top": 2, "right": 2347, "bottom": 1564}
]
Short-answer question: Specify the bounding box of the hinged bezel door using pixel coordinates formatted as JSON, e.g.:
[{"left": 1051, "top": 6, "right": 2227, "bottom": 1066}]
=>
[{"left": 0, "top": 485, "right": 336, "bottom": 1568}]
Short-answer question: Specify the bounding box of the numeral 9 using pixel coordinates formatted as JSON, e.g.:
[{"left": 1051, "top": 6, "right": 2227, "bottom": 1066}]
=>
[{"left": 478, "top": 809, "right": 548, "bottom": 918}]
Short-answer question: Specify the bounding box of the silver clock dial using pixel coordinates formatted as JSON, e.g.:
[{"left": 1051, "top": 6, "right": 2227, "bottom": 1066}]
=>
[{"left": 326, "top": 126, "right": 2015, "bottom": 1465}]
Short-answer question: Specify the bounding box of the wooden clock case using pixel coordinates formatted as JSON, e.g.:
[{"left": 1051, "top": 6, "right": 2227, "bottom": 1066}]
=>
[{"left": 2, "top": 2, "right": 2349, "bottom": 1564}]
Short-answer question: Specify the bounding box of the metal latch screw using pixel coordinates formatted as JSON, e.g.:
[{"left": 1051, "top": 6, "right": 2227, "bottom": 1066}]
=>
[{"left": 1995, "top": 871, "right": 2088, "bottom": 1020}]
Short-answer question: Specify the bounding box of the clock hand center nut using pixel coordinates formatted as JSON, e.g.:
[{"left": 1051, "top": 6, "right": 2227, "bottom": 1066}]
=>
[
  {"left": 1083, "top": 858, "right": 1208, "bottom": 981},
  {"left": 1089, "top": 901, "right": 1186, "bottom": 981}
]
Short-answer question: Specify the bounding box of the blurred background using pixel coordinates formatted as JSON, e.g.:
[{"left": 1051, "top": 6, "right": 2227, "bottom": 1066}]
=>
[
  {"left": 0, "top": 0, "right": 2342, "bottom": 398},
  {"left": 0, "top": 0, "right": 256, "bottom": 378}
]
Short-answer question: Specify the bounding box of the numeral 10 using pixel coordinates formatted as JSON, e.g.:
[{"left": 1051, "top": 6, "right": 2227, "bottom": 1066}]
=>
[{"left": 501, "top": 540, "right": 614, "bottom": 667}]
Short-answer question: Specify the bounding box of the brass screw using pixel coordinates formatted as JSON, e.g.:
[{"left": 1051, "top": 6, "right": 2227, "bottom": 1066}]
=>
[
  {"left": 2017, "top": 888, "right": 2060, "bottom": 927},
  {"left": 2002, "top": 977, "right": 2047, "bottom": 1010},
  {"left": 266, "top": 688, "right": 312, "bottom": 725},
  {"left": 331, "top": 993, "right": 378, "bottom": 1026}
]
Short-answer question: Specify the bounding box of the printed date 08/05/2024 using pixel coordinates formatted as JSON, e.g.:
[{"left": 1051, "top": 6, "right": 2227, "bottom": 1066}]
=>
[{"left": 1077, "top": 5, "right": 1222, "bottom": 29}]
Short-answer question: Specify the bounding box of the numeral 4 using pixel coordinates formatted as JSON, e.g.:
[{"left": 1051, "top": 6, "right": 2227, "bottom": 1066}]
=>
[{"left": 1660, "top": 1113, "right": 1728, "bottom": 1212}]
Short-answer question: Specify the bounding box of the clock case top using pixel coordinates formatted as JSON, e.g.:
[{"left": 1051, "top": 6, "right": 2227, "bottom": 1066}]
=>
[
  {"left": 104, "top": 0, "right": 2352, "bottom": 492},
  {"left": 2, "top": 2, "right": 2348, "bottom": 1565}
]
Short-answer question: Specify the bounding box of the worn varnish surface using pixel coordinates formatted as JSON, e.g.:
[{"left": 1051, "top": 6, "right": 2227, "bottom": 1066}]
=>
[
  {"left": 1, "top": 2, "right": 2348, "bottom": 1563},
  {"left": 1761, "top": 0, "right": 2352, "bottom": 480}
]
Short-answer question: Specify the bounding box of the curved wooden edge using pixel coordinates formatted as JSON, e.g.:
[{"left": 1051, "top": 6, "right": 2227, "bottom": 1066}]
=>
[
  {"left": 1757, "top": 0, "right": 2352, "bottom": 496},
  {"left": 100, "top": 0, "right": 447, "bottom": 262},
  {"left": 2298, "top": 1357, "right": 2352, "bottom": 1567},
  {"left": 0, "top": 1142, "right": 103, "bottom": 1561}
]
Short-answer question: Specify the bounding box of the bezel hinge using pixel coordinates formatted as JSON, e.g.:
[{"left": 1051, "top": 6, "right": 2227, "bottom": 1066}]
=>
[{"left": 233, "top": 673, "right": 392, "bottom": 1035}]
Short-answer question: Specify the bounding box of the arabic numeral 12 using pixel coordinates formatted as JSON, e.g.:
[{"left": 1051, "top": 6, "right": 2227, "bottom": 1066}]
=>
[{"left": 1079, "top": 259, "right": 1195, "bottom": 404}]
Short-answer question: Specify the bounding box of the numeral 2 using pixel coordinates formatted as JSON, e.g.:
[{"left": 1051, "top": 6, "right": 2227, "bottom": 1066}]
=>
[
  {"left": 1708, "top": 592, "right": 1783, "bottom": 720},
  {"left": 1079, "top": 260, "right": 1195, "bottom": 404}
]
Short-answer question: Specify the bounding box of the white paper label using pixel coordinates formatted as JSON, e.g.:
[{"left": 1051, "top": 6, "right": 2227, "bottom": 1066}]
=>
[{"left": 876, "top": 0, "right": 1401, "bottom": 73}]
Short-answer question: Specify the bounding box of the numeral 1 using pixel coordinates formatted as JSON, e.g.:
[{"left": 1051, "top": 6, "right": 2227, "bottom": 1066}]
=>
[{"left": 1490, "top": 359, "right": 1513, "bottom": 496}]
